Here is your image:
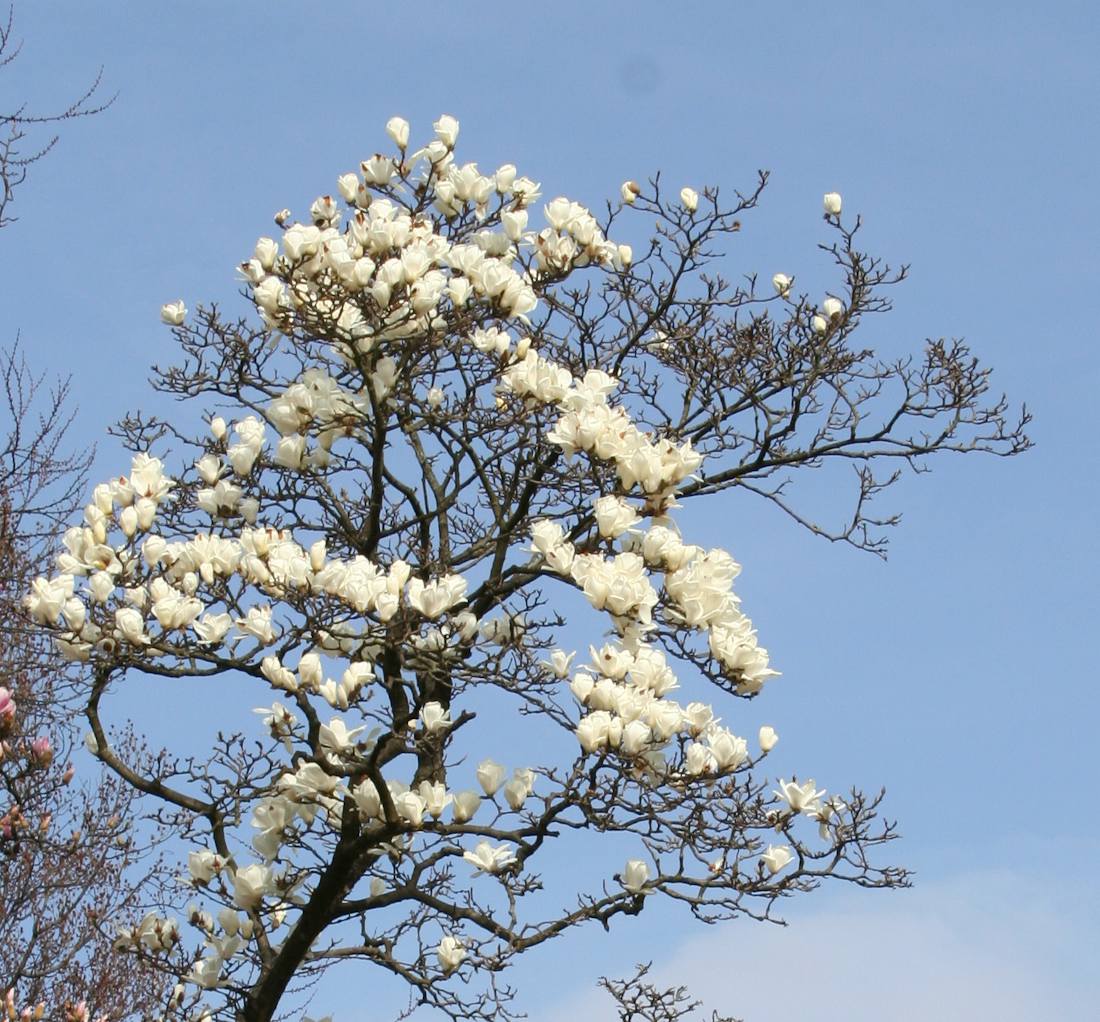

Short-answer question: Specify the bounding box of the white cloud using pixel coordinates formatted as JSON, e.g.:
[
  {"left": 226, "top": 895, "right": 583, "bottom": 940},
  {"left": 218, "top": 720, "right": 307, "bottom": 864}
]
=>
[{"left": 535, "top": 869, "right": 1098, "bottom": 1022}]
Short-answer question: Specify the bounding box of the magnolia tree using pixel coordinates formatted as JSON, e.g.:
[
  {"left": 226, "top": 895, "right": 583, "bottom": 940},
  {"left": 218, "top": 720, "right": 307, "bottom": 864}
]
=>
[{"left": 27, "top": 114, "right": 1028, "bottom": 1022}]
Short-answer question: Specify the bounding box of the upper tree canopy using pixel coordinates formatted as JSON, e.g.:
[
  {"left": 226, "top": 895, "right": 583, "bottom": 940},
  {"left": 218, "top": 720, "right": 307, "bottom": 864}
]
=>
[{"left": 26, "top": 114, "right": 1027, "bottom": 1022}]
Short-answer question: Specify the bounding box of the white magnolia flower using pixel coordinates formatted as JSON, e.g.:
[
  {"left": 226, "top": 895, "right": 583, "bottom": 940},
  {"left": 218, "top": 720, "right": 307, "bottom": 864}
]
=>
[
  {"left": 758, "top": 725, "right": 778, "bottom": 752},
  {"left": 684, "top": 741, "right": 716, "bottom": 776},
  {"left": 319, "top": 717, "right": 366, "bottom": 758},
  {"left": 476, "top": 758, "right": 506, "bottom": 796},
  {"left": 463, "top": 840, "right": 515, "bottom": 874},
  {"left": 774, "top": 778, "right": 826, "bottom": 815},
  {"left": 437, "top": 935, "right": 466, "bottom": 974},
  {"left": 451, "top": 790, "right": 481, "bottom": 824},
  {"left": 115, "top": 606, "right": 150, "bottom": 645},
  {"left": 406, "top": 575, "right": 467, "bottom": 618},
  {"left": 772, "top": 273, "right": 792, "bottom": 297},
  {"left": 594, "top": 495, "right": 640, "bottom": 539},
  {"left": 576, "top": 710, "right": 613, "bottom": 753},
  {"left": 386, "top": 115, "right": 410, "bottom": 149},
  {"left": 590, "top": 642, "right": 634, "bottom": 679},
  {"left": 394, "top": 790, "right": 426, "bottom": 828},
  {"left": 621, "top": 859, "right": 649, "bottom": 894},
  {"left": 190, "top": 955, "right": 222, "bottom": 990},
  {"left": 682, "top": 701, "right": 715, "bottom": 735},
  {"left": 127, "top": 453, "right": 174, "bottom": 503},
  {"left": 680, "top": 187, "right": 699, "bottom": 212},
  {"left": 351, "top": 780, "right": 382, "bottom": 821},
  {"left": 544, "top": 649, "right": 576, "bottom": 679},
  {"left": 187, "top": 850, "right": 223, "bottom": 885},
  {"left": 823, "top": 192, "right": 843, "bottom": 215},
  {"left": 418, "top": 701, "right": 452, "bottom": 734},
  {"left": 152, "top": 592, "right": 203, "bottom": 631},
  {"left": 762, "top": 844, "right": 794, "bottom": 875},
  {"left": 707, "top": 728, "right": 747, "bottom": 771},
  {"left": 236, "top": 605, "right": 277, "bottom": 644},
  {"left": 418, "top": 781, "right": 453, "bottom": 819},
  {"left": 570, "top": 672, "right": 595, "bottom": 704},
  {"left": 254, "top": 237, "right": 279, "bottom": 270},
  {"left": 502, "top": 777, "right": 530, "bottom": 811},
  {"left": 193, "top": 612, "right": 232, "bottom": 644},
  {"left": 25, "top": 574, "right": 74, "bottom": 624},
  {"left": 195, "top": 453, "right": 222, "bottom": 486},
  {"left": 495, "top": 163, "right": 517, "bottom": 193},
  {"left": 620, "top": 719, "right": 653, "bottom": 756},
  {"left": 232, "top": 863, "right": 274, "bottom": 909},
  {"left": 434, "top": 114, "right": 460, "bottom": 148},
  {"left": 140, "top": 534, "right": 168, "bottom": 567},
  {"left": 290, "top": 653, "right": 320, "bottom": 690},
  {"left": 161, "top": 300, "right": 187, "bottom": 325}
]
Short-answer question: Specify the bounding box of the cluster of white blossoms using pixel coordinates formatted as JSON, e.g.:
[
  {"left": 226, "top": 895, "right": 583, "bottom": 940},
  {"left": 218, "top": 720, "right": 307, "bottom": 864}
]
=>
[
  {"left": 560, "top": 640, "right": 756, "bottom": 780},
  {"left": 161, "top": 748, "right": 541, "bottom": 988},
  {"left": 235, "top": 113, "right": 626, "bottom": 361},
  {"left": 24, "top": 445, "right": 480, "bottom": 670},
  {"left": 506, "top": 362, "right": 705, "bottom": 505},
  {"left": 27, "top": 116, "right": 852, "bottom": 1003},
  {"left": 530, "top": 509, "right": 776, "bottom": 697}
]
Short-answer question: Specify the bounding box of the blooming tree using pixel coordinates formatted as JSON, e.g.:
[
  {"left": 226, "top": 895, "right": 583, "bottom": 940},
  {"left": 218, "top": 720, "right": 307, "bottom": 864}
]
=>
[
  {"left": 0, "top": 348, "right": 163, "bottom": 1022},
  {"left": 28, "top": 114, "right": 1028, "bottom": 1021}
]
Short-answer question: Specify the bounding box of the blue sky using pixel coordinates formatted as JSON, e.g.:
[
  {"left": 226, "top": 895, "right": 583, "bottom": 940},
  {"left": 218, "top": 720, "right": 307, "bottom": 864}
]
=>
[{"left": 6, "top": 2, "right": 1099, "bottom": 1019}]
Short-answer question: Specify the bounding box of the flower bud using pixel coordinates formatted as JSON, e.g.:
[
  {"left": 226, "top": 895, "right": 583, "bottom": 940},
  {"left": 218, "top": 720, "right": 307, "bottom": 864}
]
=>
[
  {"left": 337, "top": 173, "right": 360, "bottom": 204},
  {"left": 30, "top": 736, "right": 52, "bottom": 766},
  {"left": 621, "top": 180, "right": 640, "bottom": 204},
  {"left": 386, "top": 116, "right": 410, "bottom": 149},
  {"left": 476, "top": 758, "right": 506, "bottom": 796},
  {"left": 452, "top": 790, "right": 481, "bottom": 823},
  {"left": 298, "top": 653, "right": 323, "bottom": 689},
  {"left": 502, "top": 209, "right": 527, "bottom": 241},
  {"left": 309, "top": 539, "right": 326, "bottom": 573},
  {"left": 680, "top": 187, "right": 699, "bottom": 213},
  {"left": 823, "top": 192, "right": 843, "bottom": 216},
  {"left": 772, "top": 273, "right": 792, "bottom": 297},
  {"left": 254, "top": 237, "right": 279, "bottom": 270},
  {"left": 495, "top": 163, "right": 517, "bottom": 193},
  {"left": 119, "top": 506, "right": 139, "bottom": 539},
  {"left": 433, "top": 114, "right": 460, "bottom": 148}
]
